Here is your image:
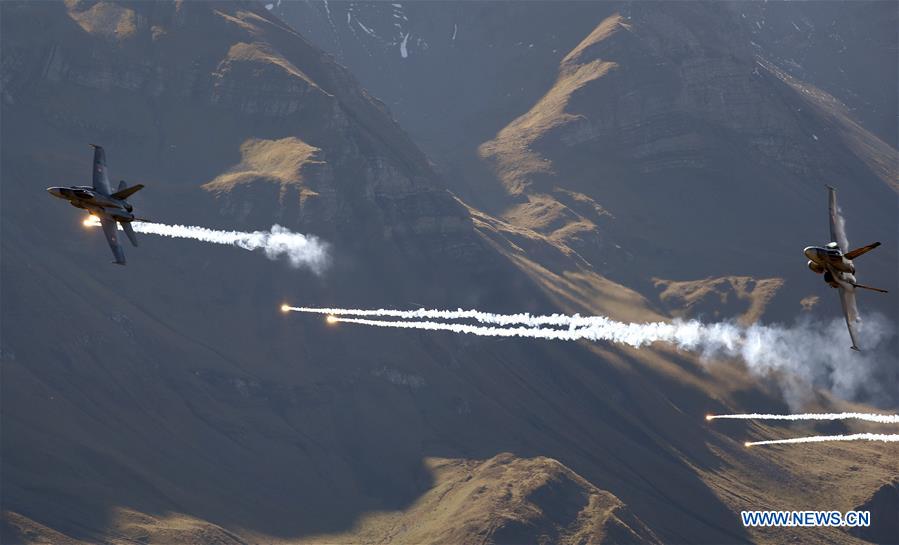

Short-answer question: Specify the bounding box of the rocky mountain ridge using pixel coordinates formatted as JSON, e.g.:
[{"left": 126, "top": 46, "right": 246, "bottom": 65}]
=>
[{"left": 1, "top": 2, "right": 897, "bottom": 544}]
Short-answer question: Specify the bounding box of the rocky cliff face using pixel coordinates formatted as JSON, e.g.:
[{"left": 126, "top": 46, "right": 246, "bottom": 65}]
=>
[
  {"left": 475, "top": 4, "right": 897, "bottom": 321},
  {"left": 2, "top": 2, "right": 897, "bottom": 544},
  {"left": 849, "top": 478, "right": 899, "bottom": 544},
  {"left": 2, "top": 1, "right": 482, "bottom": 264},
  {"left": 729, "top": 1, "right": 898, "bottom": 147},
  {"left": 282, "top": 1, "right": 898, "bottom": 323}
]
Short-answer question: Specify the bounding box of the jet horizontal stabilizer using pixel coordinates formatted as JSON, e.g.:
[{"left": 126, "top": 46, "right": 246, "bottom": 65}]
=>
[
  {"left": 851, "top": 283, "right": 888, "bottom": 294},
  {"left": 110, "top": 183, "right": 144, "bottom": 201},
  {"left": 845, "top": 242, "right": 881, "bottom": 260}
]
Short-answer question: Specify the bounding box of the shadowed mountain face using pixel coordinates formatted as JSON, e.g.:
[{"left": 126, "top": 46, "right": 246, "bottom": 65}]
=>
[
  {"left": 477, "top": 4, "right": 898, "bottom": 317},
  {"left": 280, "top": 0, "right": 898, "bottom": 321},
  {"left": 278, "top": 0, "right": 899, "bottom": 150},
  {"left": 1, "top": 1, "right": 898, "bottom": 544},
  {"left": 733, "top": 1, "right": 899, "bottom": 148}
]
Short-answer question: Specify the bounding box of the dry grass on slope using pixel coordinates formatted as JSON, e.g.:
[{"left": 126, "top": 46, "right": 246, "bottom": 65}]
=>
[
  {"left": 653, "top": 276, "right": 785, "bottom": 325},
  {"left": 221, "top": 41, "right": 322, "bottom": 90},
  {"left": 65, "top": 0, "right": 137, "bottom": 40},
  {"left": 478, "top": 14, "right": 628, "bottom": 195},
  {"left": 203, "top": 137, "right": 323, "bottom": 198},
  {"left": 467, "top": 203, "right": 662, "bottom": 324},
  {"left": 275, "top": 454, "right": 661, "bottom": 545},
  {"left": 702, "top": 423, "right": 899, "bottom": 545},
  {"left": 562, "top": 13, "right": 631, "bottom": 67},
  {"left": 2, "top": 508, "right": 250, "bottom": 545},
  {"left": 2, "top": 512, "right": 90, "bottom": 545},
  {"left": 474, "top": 15, "right": 633, "bottom": 311}
]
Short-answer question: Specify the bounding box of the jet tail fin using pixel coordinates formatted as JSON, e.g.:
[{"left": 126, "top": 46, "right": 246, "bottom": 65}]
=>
[
  {"left": 845, "top": 241, "right": 880, "bottom": 260},
  {"left": 851, "top": 283, "right": 888, "bottom": 294},
  {"left": 121, "top": 222, "right": 139, "bottom": 247},
  {"left": 110, "top": 183, "right": 144, "bottom": 201}
]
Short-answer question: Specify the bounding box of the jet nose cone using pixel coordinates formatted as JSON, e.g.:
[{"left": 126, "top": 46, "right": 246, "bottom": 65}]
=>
[
  {"left": 46, "top": 187, "right": 63, "bottom": 198},
  {"left": 803, "top": 246, "right": 817, "bottom": 260}
]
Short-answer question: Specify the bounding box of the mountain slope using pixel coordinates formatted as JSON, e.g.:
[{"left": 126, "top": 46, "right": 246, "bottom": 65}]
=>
[
  {"left": 477, "top": 5, "right": 898, "bottom": 320},
  {"left": 2, "top": 2, "right": 897, "bottom": 544},
  {"left": 281, "top": 1, "right": 898, "bottom": 324}
]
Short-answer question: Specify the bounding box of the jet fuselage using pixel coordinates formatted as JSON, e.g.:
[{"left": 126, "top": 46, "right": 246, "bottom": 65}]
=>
[
  {"left": 46, "top": 186, "right": 135, "bottom": 222},
  {"left": 804, "top": 243, "right": 856, "bottom": 289}
]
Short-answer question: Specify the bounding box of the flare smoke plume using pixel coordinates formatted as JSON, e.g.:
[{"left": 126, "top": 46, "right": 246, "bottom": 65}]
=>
[
  {"left": 707, "top": 412, "right": 899, "bottom": 424},
  {"left": 87, "top": 218, "right": 330, "bottom": 273},
  {"left": 708, "top": 412, "right": 899, "bottom": 447},
  {"left": 286, "top": 305, "right": 897, "bottom": 408},
  {"left": 745, "top": 433, "right": 899, "bottom": 447}
]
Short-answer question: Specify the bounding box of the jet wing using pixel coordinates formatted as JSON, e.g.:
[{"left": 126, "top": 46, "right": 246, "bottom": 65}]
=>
[
  {"left": 100, "top": 218, "right": 126, "bottom": 265},
  {"left": 828, "top": 186, "right": 849, "bottom": 253},
  {"left": 90, "top": 144, "right": 112, "bottom": 195},
  {"left": 838, "top": 286, "right": 861, "bottom": 350}
]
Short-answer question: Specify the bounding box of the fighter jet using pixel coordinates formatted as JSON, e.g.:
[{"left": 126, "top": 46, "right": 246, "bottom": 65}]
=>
[
  {"left": 47, "top": 145, "right": 145, "bottom": 265},
  {"left": 804, "top": 186, "right": 887, "bottom": 350}
]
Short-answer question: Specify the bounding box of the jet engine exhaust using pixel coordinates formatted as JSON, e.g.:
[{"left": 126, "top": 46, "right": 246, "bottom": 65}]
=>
[{"left": 85, "top": 216, "right": 329, "bottom": 273}]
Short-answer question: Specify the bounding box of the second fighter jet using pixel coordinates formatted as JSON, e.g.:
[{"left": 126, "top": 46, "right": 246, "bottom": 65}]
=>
[{"left": 47, "top": 145, "right": 145, "bottom": 265}]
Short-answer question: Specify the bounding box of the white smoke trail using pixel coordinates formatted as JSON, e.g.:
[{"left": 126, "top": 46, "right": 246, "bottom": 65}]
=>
[
  {"left": 288, "top": 306, "right": 745, "bottom": 347},
  {"left": 324, "top": 313, "right": 899, "bottom": 447},
  {"left": 289, "top": 307, "right": 890, "bottom": 354},
  {"left": 707, "top": 413, "right": 899, "bottom": 424},
  {"left": 329, "top": 316, "right": 595, "bottom": 340},
  {"left": 323, "top": 315, "right": 728, "bottom": 347},
  {"left": 745, "top": 433, "right": 899, "bottom": 447},
  {"left": 285, "top": 305, "right": 610, "bottom": 327},
  {"left": 86, "top": 217, "right": 330, "bottom": 273},
  {"left": 290, "top": 305, "right": 897, "bottom": 409}
]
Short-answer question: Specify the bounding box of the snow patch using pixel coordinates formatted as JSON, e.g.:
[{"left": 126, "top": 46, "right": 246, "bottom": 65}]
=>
[
  {"left": 400, "top": 32, "right": 410, "bottom": 58},
  {"left": 357, "top": 19, "right": 375, "bottom": 37}
]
